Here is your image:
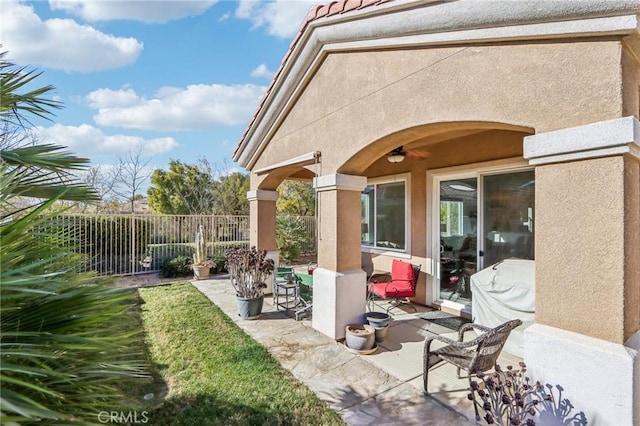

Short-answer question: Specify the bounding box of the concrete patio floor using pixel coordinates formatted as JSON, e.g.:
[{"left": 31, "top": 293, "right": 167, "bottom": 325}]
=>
[{"left": 192, "top": 275, "right": 526, "bottom": 425}]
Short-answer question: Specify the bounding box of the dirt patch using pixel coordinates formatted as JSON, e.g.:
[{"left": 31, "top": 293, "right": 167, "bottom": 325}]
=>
[
  {"left": 112, "top": 272, "right": 188, "bottom": 289},
  {"left": 292, "top": 253, "right": 317, "bottom": 266}
]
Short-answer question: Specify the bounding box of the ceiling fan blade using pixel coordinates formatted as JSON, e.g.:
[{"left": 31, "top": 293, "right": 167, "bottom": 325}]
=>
[
  {"left": 389, "top": 146, "right": 404, "bottom": 155},
  {"left": 405, "top": 150, "right": 429, "bottom": 158}
]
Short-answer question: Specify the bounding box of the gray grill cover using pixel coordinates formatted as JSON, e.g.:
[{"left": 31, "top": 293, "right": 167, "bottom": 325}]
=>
[{"left": 470, "top": 259, "right": 535, "bottom": 358}]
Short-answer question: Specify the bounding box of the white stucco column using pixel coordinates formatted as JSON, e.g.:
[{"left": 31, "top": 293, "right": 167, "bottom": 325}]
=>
[
  {"left": 247, "top": 189, "right": 279, "bottom": 295},
  {"left": 523, "top": 116, "right": 640, "bottom": 425},
  {"left": 312, "top": 173, "right": 368, "bottom": 339}
]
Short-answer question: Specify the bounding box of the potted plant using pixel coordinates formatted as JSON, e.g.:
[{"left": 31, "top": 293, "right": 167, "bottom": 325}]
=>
[
  {"left": 224, "top": 246, "right": 274, "bottom": 319},
  {"left": 192, "top": 224, "right": 214, "bottom": 280},
  {"left": 139, "top": 247, "right": 153, "bottom": 269}
]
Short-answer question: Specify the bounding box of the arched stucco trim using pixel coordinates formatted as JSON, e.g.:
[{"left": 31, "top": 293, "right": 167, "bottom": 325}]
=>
[
  {"left": 257, "top": 165, "right": 317, "bottom": 191},
  {"left": 337, "top": 121, "right": 534, "bottom": 175}
]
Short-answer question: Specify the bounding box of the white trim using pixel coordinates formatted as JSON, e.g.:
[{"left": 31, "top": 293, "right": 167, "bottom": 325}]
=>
[
  {"left": 321, "top": 15, "right": 638, "bottom": 53},
  {"left": 313, "top": 173, "right": 367, "bottom": 192},
  {"left": 246, "top": 190, "right": 278, "bottom": 202},
  {"left": 361, "top": 172, "right": 411, "bottom": 255},
  {"left": 360, "top": 246, "right": 412, "bottom": 259},
  {"left": 253, "top": 151, "right": 320, "bottom": 175},
  {"left": 524, "top": 116, "right": 640, "bottom": 165},
  {"left": 525, "top": 324, "right": 640, "bottom": 426},
  {"left": 234, "top": 0, "right": 640, "bottom": 168}
]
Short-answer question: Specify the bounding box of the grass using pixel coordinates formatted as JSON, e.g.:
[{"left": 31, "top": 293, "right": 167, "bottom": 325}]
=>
[{"left": 134, "top": 282, "right": 345, "bottom": 426}]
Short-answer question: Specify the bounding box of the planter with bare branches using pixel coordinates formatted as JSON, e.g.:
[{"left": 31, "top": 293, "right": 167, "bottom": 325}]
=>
[{"left": 224, "top": 246, "right": 274, "bottom": 319}]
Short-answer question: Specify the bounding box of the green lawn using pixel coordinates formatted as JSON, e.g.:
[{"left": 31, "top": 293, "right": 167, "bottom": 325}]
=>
[{"left": 135, "top": 282, "right": 345, "bottom": 426}]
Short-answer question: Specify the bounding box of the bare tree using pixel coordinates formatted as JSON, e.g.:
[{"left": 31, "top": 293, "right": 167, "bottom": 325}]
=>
[
  {"left": 81, "top": 164, "right": 122, "bottom": 212},
  {"left": 113, "top": 147, "right": 152, "bottom": 213}
]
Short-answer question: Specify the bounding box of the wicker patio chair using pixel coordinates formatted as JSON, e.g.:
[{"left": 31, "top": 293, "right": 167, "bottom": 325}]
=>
[{"left": 423, "top": 319, "right": 523, "bottom": 420}]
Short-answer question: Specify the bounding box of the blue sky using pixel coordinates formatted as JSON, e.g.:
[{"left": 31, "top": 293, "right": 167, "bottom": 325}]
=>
[{"left": 2, "top": 0, "right": 319, "bottom": 176}]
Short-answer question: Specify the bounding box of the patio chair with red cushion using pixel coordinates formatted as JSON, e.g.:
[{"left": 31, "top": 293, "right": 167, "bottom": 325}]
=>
[{"left": 367, "top": 259, "right": 421, "bottom": 313}]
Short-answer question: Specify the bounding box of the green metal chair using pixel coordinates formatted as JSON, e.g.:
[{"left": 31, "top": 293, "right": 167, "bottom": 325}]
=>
[{"left": 294, "top": 272, "right": 313, "bottom": 320}]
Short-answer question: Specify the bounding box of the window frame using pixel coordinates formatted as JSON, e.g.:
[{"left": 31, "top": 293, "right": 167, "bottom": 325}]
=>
[{"left": 361, "top": 173, "right": 411, "bottom": 256}]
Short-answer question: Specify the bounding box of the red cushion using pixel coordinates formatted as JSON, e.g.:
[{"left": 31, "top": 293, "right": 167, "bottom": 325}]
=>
[
  {"left": 391, "top": 259, "right": 414, "bottom": 287},
  {"left": 368, "top": 260, "right": 415, "bottom": 298},
  {"left": 368, "top": 282, "right": 415, "bottom": 298}
]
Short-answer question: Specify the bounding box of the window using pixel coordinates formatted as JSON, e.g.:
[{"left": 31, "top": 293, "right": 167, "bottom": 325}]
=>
[
  {"left": 361, "top": 180, "right": 407, "bottom": 251},
  {"left": 440, "top": 201, "right": 463, "bottom": 237}
]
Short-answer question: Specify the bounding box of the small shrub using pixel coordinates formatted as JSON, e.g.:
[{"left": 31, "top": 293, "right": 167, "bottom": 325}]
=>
[
  {"left": 160, "top": 255, "right": 192, "bottom": 278},
  {"left": 276, "top": 215, "right": 306, "bottom": 264},
  {"left": 210, "top": 254, "right": 227, "bottom": 274}
]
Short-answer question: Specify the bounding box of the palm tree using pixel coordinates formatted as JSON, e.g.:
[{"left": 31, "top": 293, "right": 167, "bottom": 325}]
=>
[{"left": 1, "top": 51, "right": 148, "bottom": 425}]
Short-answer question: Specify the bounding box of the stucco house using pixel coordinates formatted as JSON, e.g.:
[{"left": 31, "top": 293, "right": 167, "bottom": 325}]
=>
[{"left": 233, "top": 0, "right": 640, "bottom": 423}]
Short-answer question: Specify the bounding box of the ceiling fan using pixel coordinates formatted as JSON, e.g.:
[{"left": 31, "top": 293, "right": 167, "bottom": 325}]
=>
[{"left": 386, "top": 146, "right": 429, "bottom": 163}]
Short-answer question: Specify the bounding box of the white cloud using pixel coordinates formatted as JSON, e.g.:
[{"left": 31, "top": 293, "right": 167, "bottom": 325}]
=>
[
  {"left": 1, "top": 1, "right": 143, "bottom": 72},
  {"left": 250, "top": 63, "right": 274, "bottom": 79},
  {"left": 85, "top": 88, "right": 140, "bottom": 109},
  {"left": 86, "top": 84, "right": 266, "bottom": 131},
  {"left": 36, "top": 123, "right": 180, "bottom": 157},
  {"left": 236, "top": 0, "right": 316, "bottom": 39},
  {"left": 49, "top": 0, "right": 217, "bottom": 23}
]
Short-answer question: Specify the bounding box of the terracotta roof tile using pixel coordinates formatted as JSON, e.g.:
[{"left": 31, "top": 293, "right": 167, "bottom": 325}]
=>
[
  {"left": 315, "top": 3, "right": 331, "bottom": 18},
  {"left": 328, "top": 1, "right": 343, "bottom": 15},
  {"left": 343, "top": 0, "right": 362, "bottom": 13},
  {"left": 235, "top": 0, "right": 396, "bottom": 160}
]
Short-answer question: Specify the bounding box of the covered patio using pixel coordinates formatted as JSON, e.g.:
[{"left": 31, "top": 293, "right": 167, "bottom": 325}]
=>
[
  {"left": 193, "top": 274, "right": 524, "bottom": 424},
  {"left": 233, "top": 0, "right": 640, "bottom": 423}
]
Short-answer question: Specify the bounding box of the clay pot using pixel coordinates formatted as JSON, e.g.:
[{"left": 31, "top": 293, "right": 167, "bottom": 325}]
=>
[
  {"left": 366, "top": 312, "right": 391, "bottom": 328},
  {"left": 373, "top": 324, "right": 389, "bottom": 342},
  {"left": 345, "top": 324, "right": 375, "bottom": 350}
]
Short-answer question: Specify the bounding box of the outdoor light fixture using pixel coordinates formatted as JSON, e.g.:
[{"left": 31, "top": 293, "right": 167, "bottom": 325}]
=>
[
  {"left": 449, "top": 183, "right": 475, "bottom": 192},
  {"left": 387, "top": 153, "right": 405, "bottom": 163}
]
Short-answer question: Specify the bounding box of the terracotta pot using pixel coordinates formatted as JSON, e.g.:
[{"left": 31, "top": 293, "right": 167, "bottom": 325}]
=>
[
  {"left": 345, "top": 323, "right": 375, "bottom": 350},
  {"left": 192, "top": 264, "right": 210, "bottom": 280},
  {"left": 374, "top": 324, "right": 389, "bottom": 342}
]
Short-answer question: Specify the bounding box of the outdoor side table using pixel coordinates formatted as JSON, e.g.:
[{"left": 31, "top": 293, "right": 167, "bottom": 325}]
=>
[{"left": 275, "top": 279, "right": 299, "bottom": 312}]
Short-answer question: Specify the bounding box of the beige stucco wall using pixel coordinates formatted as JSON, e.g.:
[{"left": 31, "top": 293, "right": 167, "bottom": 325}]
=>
[
  {"left": 535, "top": 156, "right": 636, "bottom": 343},
  {"left": 252, "top": 41, "right": 624, "bottom": 180},
  {"left": 317, "top": 189, "right": 363, "bottom": 272},
  {"left": 249, "top": 38, "right": 637, "bottom": 328},
  {"left": 249, "top": 198, "right": 277, "bottom": 252},
  {"left": 623, "top": 156, "right": 640, "bottom": 341}
]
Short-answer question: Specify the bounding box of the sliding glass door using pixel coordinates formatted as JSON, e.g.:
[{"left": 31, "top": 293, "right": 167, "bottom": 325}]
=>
[
  {"left": 483, "top": 172, "right": 535, "bottom": 267},
  {"left": 436, "top": 169, "right": 534, "bottom": 308},
  {"left": 439, "top": 178, "right": 478, "bottom": 305}
]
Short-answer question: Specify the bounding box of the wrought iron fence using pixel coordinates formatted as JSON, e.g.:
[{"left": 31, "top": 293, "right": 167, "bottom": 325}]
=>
[{"left": 56, "top": 214, "right": 316, "bottom": 276}]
